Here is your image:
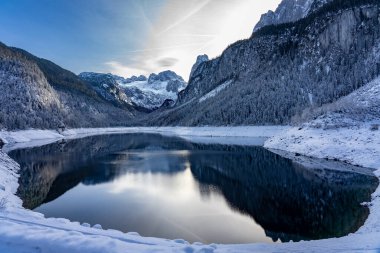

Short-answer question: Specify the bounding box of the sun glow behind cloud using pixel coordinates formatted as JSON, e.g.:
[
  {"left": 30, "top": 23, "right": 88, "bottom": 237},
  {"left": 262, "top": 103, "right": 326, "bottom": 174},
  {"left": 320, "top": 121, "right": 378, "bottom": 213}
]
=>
[{"left": 106, "top": 0, "right": 282, "bottom": 80}]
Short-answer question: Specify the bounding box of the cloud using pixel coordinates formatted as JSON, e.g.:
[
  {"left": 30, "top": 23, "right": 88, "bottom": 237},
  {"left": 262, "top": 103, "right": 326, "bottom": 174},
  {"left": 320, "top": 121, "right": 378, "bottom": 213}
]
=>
[{"left": 156, "top": 57, "right": 178, "bottom": 68}]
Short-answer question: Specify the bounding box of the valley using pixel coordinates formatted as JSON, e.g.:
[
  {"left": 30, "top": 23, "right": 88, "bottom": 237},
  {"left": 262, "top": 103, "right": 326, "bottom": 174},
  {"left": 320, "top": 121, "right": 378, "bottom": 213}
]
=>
[{"left": 0, "top": 0, "right": 379, "bottom": 252}]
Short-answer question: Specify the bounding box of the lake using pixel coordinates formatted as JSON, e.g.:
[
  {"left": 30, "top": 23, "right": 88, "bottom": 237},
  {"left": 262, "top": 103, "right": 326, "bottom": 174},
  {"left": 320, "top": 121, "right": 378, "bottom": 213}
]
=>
[{"left": 8, "top": 133, "right": 379, "bottom": 244}]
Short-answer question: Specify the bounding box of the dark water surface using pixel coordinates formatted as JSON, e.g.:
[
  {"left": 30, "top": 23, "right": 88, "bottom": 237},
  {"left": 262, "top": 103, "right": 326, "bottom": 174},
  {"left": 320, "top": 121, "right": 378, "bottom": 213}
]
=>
[{"left": 8, "top": 134, "right": 378, "bottom": 244}]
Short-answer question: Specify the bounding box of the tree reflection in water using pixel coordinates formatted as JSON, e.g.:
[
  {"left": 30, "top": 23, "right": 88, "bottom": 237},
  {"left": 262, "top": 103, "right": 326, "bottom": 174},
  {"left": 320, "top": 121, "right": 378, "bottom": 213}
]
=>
[{"left": 9, "top": 134, "right": 379, "bottom": 243}]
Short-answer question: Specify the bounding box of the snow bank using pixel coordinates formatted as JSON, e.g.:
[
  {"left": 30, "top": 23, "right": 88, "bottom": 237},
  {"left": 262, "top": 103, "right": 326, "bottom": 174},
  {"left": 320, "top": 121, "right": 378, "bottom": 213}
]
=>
[
  {"left": 265, "top": 123, "right": 380, "bottom": 169},
  {"left": 359, "top": 169, "right": 380, "bottom": 235},
  {"left": 0, "top": 151, "right": 22, "bottom": 211},
  {"left": 0, "top": 129, "right": 63, "bottom": 144}
]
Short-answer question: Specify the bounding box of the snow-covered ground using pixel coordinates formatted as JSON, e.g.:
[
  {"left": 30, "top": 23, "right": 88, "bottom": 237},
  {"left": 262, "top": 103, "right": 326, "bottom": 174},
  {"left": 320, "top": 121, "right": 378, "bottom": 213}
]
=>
[
  {"left": 0, "top": 125, "right": 379, "bottom": 252},
  {"left": 265, "top": 123, "right": 380, "bottom": 168}
]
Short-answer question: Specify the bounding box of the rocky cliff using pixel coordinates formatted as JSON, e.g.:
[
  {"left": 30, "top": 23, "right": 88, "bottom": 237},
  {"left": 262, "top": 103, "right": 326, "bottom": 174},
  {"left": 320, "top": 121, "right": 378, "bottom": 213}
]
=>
[{"left": 254, "top": 0, "right": 333, "bottom": 32}]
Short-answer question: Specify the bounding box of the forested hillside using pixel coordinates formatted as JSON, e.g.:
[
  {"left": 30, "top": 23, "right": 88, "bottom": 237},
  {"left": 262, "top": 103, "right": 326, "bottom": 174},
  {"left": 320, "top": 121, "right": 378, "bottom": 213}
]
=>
[{"left": 0, "top": 43, "right": 139, "bottom": 130}]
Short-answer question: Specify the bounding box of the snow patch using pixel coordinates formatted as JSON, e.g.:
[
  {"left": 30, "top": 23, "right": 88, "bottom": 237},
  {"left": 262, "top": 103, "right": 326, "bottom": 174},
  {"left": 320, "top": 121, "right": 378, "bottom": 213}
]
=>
[
  {"left": 199, "top": 80, "right": 233, "bottom": 103},
  {"left": 308, "top": 93, "right": 314, "bottom": 106}
]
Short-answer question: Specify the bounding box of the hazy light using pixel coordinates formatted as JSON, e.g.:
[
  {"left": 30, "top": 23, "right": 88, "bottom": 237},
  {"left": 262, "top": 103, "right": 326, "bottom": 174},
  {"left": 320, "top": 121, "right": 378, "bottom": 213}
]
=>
[{"left": 105, "top": 0, "right": 282, "bottom": 79}]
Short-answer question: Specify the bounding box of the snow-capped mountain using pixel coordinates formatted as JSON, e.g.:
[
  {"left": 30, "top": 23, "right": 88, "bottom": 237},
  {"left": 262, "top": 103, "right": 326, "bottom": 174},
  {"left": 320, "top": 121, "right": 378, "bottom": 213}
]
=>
[
  {"left": 253, "top": 0, "right": 332, "bottom": 32},
  {"left": 79, "top": 70, "right": 186, "bottom": 111},
  {"left": 78, "top": 72, "right": 133, "bottom": 108}
]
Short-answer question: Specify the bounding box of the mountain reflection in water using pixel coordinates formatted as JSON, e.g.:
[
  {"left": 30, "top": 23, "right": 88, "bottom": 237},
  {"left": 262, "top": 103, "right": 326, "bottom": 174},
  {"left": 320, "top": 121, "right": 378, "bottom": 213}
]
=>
[{"left": 9, "top": 134, "right": 379, "bottom": 243}]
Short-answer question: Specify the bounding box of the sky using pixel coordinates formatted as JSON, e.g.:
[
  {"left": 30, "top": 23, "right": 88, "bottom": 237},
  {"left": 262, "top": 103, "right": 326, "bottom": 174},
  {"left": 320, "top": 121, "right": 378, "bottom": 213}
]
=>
[{"left": 0, "top": 0, "right": 281, "bottom": 80}]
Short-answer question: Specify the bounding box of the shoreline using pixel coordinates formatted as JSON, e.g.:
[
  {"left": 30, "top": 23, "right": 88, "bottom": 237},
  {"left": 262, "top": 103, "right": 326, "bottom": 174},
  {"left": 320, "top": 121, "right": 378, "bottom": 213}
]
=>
[
  {"left": 0, "top": 126, "right": 288, "bottom": 152},
  {"left": 0, "top": 126, "right": 379, "bottom": 253}
]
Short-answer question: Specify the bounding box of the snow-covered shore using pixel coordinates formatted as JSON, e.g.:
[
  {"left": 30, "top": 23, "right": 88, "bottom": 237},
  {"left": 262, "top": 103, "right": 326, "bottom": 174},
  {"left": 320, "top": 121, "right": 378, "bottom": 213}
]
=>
[
  {"left": 0, "top": 126, "right": 379, "bottom": 252},
  {"left": 265, "top": 123, "right": 380, "bottom": 238},
  {"left": 265, "top": 123, "right": 380, "bottom": 169},
  {"left": 0, "top": 126, "right": 288, "bottom": 152}
]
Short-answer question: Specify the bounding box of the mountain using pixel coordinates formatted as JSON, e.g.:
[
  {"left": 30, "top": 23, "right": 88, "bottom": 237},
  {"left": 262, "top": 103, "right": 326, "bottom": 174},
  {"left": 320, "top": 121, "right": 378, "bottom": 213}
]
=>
[
  {"left": 148, "top": 0, "right": 380, "bottom": 126},
  {"left": 190, "top": 55, "right": 209, "bottom": 78},
  {"left": 2, "top": 0, "right": 379, "bottom": 130},
  {"left": 254, "top": 0, "right": 333, "bottom": 32},
  {"left": 78, "top": 72, "right": 134, "bottom": 109},
  {"left": 0, "top": 42, "right": 139, "bottom": 130},
  {"left": 10, "top": 47, "right": 101, "bottom": 100},
  {"left": 79, "top": 70, "right": 186, "bottom": 111}
]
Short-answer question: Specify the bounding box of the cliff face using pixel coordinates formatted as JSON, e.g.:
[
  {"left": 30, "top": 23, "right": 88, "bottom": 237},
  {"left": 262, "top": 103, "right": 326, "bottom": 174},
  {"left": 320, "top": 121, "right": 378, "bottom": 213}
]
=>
[
  {"left": 149, "top": 1, "right": 380, "bottom": 126},
  {"left": 189, "top": 55, "right": 209, "bottom": 80},
  {"left": 253, "top": 0, "right": 333, "bottom": 32}
]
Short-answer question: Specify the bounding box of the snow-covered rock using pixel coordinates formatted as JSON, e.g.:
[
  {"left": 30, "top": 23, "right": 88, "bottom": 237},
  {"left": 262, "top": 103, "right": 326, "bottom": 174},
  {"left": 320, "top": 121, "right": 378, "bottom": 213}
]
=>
[{"left": 121, "top": 70, "right": 186, "bottom": 110}]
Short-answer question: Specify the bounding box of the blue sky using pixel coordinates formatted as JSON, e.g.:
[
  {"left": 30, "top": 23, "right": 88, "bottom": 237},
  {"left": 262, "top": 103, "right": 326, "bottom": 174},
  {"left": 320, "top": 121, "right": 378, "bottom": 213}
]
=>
[{"left": 0, "top": 0, "right": 281, "bottom": 79}]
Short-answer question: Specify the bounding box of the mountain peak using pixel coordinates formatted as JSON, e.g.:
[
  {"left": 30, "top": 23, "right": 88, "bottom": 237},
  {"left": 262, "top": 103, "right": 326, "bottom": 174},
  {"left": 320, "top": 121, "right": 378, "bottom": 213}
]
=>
[
  {"left": 253, "top": 0, "right": 332, "bottom": 32},
  {"left": 148, "top": 70, "right": 184, "bottom": 84},
  {"left": 125, "top": 75, "right": 147, "bottom": 83},
  {"left": 190, "top": 54, "right": 209, "bottom": 80}
]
